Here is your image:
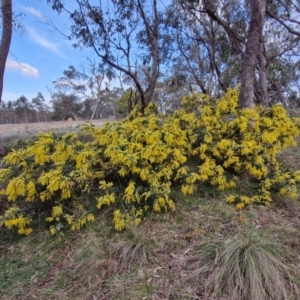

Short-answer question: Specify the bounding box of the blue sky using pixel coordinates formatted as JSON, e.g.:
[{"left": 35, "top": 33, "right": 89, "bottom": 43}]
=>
[{"left": 3, "top": 0, "right": 97, "bottom": 103}]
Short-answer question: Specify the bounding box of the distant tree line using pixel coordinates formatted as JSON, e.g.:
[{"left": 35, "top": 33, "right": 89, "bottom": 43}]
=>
[{"left": 0, "top": 93, "right": 51, "bottom": 124}]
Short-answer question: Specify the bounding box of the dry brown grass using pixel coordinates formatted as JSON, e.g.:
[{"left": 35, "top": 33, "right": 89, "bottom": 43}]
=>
[
  {"left": 111, "top": 226, "right": 152, "bottom": 271},
  {"left": 0, "top": 119, "right": 112, "bottom": 140},
  {"left": 185, "top": 235, "right": 299, "bottom": 300}
]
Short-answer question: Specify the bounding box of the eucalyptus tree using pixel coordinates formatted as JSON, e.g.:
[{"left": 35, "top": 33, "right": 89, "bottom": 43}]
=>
[
  {"left": 174, "top": 0, "right": 300, "bottom": 109},
  {"left": 50, "top": 93, "right": 83, "bottom": 121},
  {"left": 239, "top": 0, "right": 266, "bottom": 108},
  {"left": 0, "top": 0, "right": 12, "bottom": 103},
  {"left": 31, "top": 92, "right": 51, "bottom": 122},
  {"left": 53, "top": 64, "right": 112, "bottom": 120},
  {"left": 47, "top": 0, "right": 172, "bottom": 113},
  {"left": 116, "top": 88, "right": 137, "bottom": 116},
  {"left": 167, "top": 0, "right": 244, "bottom": 97},
  {"left": 13, "top": 96, "right": 34, "bottom": 123},
  {"left": 175, "top": 0, "right": 267, "bottom": 108},
  {"left": 167, "top": 5, "right": 218, "bottom": 95},
  {"left": 151, "top": 62, "right": 193, "bottom": 112},
  {"left": 0, "top": 99, "right": 7, "bottom": 123},
  {"left": 266, "top": 0, "right": 300, "bottom": 38},
  {"left": 265, "top": 0, "right": 300, "bottom": 108},
  {"left": 0, "top": 100, "right": 14, "bottom": 123}
]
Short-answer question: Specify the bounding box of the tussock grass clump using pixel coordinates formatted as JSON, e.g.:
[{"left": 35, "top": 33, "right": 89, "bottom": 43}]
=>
[
  {"left": 111, "top": 226, "right": 151, "bottom": 270},
  {"left": 186, "top": 234, "right": 299, "bottom": 300}
]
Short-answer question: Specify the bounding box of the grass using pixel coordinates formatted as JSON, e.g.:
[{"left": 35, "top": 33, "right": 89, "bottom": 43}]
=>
[
  {"left": 1, "top": 190, "right": 300, "bottom": 299},
  {"left": 111, "top": 226, "right": 153, "bottom": 271},
  {"left": 1, "top": 142, "right": 300, "bottom": 299},
  {"left": 185, "top": 234, "right": 299, "bottom": 300}
]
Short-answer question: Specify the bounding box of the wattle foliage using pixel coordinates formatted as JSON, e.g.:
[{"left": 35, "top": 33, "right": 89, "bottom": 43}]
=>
[{"left": 1, "top": 89, "right": 300, "bottom": 237}]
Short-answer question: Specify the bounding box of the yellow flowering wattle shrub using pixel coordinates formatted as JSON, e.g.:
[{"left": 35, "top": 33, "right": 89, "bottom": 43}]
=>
[
  {"left": 184, "top": 89, "right": 300, "bottom": 209},
  {"left": 0, "top": 88, "right": 300, "bottom": 236}
]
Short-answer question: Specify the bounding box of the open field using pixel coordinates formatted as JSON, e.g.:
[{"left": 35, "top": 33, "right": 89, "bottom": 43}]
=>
[{"left": 0, "top": 119, "right": 113, "bottom": 140}]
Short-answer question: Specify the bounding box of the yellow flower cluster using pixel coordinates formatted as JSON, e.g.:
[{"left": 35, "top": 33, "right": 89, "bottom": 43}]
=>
[
  {"left": 70, "top": 213, "right": 95, "bottom": 231},
  {"left": 185, "top": 88, "right": 300, "bottom": 207},
  {"left": 0, "top": 206, "right": 32, "bottom": 235},
  {"left": 113, "top": 208, "right": 143, "bottom": 231},
  {"left": 0, "top": 131, "right": 99, "bottom": 236}
]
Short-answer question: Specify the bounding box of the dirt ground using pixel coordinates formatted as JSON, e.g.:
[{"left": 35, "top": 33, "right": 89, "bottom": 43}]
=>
[{"left": 0, "top": 119, "right": 112, "bottom": 140}]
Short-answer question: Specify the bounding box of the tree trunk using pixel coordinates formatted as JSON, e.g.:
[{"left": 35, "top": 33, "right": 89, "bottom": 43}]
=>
[
  {"left": 0, "top": 0, "right": 12, "bottom": 103},
  {"left": 0, "top": 139, "right": 5, "bottom": 156},
  {"left": 274, "top": 82, "right": 289, "bottom": 111},
  {"left": 257, "top": 40, "right": 268, "bottom": 108},
  {"left": 36, "top": 112, "right": 40, "bottom": 122},
  {"left": 90, "top": 101, "right": 99, "bottom": 120},
  {"left": 239, "top": 0, "right": 266, "bottom": 109}
]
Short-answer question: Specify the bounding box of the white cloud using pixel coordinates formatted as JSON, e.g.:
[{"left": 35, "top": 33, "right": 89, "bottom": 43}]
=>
[
  {"left": 6, "top": 58, "right": 40, "bottom": 77},
  {"left": 54, "top": 78, "right": 72, "bottom": 86},
  {"left": 26, "top": 26, "right": 66, "bottom": 58},
  {"left": 18, "top": 5, "right": 45, "bottom": 19}
]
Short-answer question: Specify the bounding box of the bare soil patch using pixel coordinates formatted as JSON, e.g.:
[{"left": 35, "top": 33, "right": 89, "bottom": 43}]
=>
[{"left": 0, "top": 119, "right": 113, "bottom": 140}]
